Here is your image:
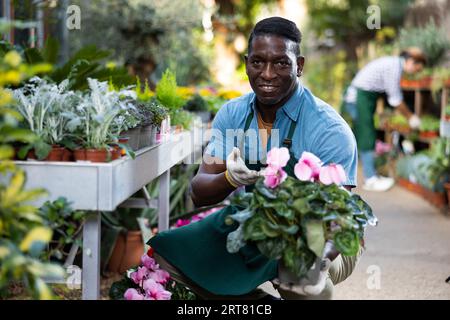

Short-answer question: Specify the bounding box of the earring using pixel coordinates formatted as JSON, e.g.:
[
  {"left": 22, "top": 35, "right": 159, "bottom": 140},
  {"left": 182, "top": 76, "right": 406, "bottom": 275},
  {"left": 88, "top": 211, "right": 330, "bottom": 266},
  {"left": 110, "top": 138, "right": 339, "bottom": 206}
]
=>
[{"left": 298, "top": 70, "right": 303, "bottom": 77}]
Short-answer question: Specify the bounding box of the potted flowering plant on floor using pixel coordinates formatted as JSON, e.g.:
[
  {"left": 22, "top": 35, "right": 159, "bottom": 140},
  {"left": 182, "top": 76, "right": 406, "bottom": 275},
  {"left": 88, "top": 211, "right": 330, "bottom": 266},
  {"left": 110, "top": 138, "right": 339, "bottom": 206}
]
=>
[{"left": 226, "top": 148, "right": 377, "bottom": 282}]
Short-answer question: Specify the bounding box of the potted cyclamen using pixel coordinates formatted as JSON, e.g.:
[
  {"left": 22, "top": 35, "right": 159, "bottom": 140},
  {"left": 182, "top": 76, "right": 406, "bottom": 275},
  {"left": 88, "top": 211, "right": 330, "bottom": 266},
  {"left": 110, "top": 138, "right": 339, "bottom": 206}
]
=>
[
  {"left": 226, "top": 147, "right": 377, "bottom": 284},
  {"left": 13, "top": 77, "right": 79, "bottom": 161}
]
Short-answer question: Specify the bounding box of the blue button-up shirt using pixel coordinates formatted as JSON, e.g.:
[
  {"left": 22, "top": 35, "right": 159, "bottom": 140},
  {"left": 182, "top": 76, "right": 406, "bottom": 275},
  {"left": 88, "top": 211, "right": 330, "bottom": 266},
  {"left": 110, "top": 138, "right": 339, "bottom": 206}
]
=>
[{"left": 205, "top": 83, "right": 358, "bottom": 186}]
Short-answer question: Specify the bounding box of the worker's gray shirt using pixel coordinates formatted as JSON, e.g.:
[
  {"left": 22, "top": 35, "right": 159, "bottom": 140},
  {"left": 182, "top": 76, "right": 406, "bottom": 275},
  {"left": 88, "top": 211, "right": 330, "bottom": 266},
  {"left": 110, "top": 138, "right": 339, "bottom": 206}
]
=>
[{"left": 346, "top": 56, "right": 404, "bottom": 107}]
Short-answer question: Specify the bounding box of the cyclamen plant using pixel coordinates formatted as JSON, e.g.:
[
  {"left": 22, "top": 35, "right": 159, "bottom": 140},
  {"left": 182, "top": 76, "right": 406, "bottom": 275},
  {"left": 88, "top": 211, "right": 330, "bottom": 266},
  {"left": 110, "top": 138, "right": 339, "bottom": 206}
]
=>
[
  {"left": 226, "top": 147, "right": 377, "bottom": 278},
  {"left": 123, "top": 249, "right": 172, "bottom": 300}
]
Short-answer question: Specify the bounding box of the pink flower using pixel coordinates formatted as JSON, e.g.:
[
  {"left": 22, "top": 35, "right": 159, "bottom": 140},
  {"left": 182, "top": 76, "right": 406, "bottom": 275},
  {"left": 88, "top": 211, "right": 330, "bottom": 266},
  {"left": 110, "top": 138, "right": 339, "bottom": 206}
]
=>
[
  {"left": 149, "top": 269, "right": 171, "bottom": 285},
  {"left": 124, "top": 288, "right": 144, "bottom": 300},
  {"left": 375, "top": 140, "right": 392, "bottom": 156},
  {"left": 319, "top": 164, "right": 347, "bottom": 185},
  {"left": 266, "top": 147, "right": 290, "bottom": 169},
  {"left": 143, "top": 279, "right": 172, "bottom": 300},
  {"left": 263, "top": 165, "right": 287, "bottom": 189},
  {"left": 174, "top": 219, "right": 191, "bottom": 228},
  {"left": 294, "top": 152, "right": 322, "bottom": 181},
  {"left": 141, "top": 254, "right": 158, "bottom": 271}
]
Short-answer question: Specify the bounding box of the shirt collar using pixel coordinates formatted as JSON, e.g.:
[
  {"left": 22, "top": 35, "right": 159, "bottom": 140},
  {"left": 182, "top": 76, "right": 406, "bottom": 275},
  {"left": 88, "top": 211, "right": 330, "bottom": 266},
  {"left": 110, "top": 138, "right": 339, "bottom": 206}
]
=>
[{"left": 249, "top": 81, "right": 304, "bottom": 122}]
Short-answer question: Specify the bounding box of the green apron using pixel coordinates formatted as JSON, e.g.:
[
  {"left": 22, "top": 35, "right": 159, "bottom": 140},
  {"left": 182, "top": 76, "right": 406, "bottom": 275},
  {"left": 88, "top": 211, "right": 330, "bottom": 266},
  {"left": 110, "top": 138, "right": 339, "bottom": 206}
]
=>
[
  {"left": 148, "top": 108, "right": 299, "bottom": 296},
  {"left": 353, "top": 89, "right": 380, "bottom": 151}
]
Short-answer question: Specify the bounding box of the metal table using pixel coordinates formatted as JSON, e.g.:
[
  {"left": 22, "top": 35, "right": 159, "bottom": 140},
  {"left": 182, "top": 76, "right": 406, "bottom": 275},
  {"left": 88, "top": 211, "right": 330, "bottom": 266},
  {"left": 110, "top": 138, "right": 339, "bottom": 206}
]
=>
[{"left": 15, "top": 127, "right": 204, "bottom": 299}]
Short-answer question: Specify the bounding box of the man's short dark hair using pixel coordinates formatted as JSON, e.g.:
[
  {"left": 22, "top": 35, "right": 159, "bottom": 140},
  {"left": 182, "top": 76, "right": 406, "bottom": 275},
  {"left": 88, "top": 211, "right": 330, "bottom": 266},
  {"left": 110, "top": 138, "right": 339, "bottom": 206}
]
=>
[{"left": 248, "top": 17, "right": 302, "bottom": 57}]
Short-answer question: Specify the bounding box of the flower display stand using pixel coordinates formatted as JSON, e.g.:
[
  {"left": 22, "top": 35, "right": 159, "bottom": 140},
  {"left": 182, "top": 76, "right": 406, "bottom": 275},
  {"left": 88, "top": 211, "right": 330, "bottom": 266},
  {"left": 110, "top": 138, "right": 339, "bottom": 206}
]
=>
[{"left": 14, "top": 125, "right": 205, "bottom": 299}]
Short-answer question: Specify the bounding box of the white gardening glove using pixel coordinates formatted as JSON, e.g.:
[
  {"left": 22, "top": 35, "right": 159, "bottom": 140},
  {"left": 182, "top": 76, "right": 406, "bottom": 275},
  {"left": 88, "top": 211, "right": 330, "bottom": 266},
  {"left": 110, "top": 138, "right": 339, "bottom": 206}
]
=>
[
  {"left": 225, "top": 147, "right": 260, "bottom": 187},
  {"left": 408, "top": 114, "right": 421, "bottom": 129},
  {"left": 272, "top": 242, "right": 334, "bottom": 297}
]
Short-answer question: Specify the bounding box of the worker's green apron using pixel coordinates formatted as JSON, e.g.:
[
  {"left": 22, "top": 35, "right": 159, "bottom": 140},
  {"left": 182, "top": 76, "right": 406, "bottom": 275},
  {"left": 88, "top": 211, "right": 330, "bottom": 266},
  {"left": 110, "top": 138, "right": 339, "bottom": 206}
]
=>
[
  {"left": 148, "top": 109, "right": 299, "bottom": 296},
  {"left": 353, "top": 89, "right": 380, "bottom": 151}
]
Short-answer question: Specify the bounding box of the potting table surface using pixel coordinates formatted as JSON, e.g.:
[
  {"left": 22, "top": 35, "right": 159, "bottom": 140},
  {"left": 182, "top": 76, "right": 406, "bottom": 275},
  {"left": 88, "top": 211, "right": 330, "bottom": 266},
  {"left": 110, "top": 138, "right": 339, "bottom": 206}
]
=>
[{"left": 13, "top": 125, "right": 205, "bottom": 300}]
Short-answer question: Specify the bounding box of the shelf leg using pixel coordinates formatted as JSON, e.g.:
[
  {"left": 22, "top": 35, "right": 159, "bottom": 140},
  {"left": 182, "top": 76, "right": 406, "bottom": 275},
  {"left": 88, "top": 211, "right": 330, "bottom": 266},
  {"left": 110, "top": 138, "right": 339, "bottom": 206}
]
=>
[
  {"left": 158, "top": 170, "right": 170, "bottom": 231},
  {"left": 82, "top": 211, "right": 101, "bottom": 300}
]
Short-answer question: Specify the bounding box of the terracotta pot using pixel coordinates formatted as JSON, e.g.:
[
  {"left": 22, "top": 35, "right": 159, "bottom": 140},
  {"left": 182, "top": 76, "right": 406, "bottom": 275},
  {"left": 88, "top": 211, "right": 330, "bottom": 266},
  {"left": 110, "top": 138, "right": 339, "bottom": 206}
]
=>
[
  {"left": 85, "top": 148, "right": 109, "bottom": 163},
  {"left": 110, "top": 146, "right": 121, "bottom": 160},
  {"left": 73, "top": 148, "right": 86, "bottom": 161},
  {"left": 47, "top": 146, "right": 65, "bottom": 161},
  {"left": 419, "top": 131, "right": 439, "bottom": 139},
  {"left": 419, "top": 76, "right": 432, "bottom": 88},
  {"left": 61, "top": 148, "right": 73, "bottom": 162},
  {"left": 107, "top": 231, "right": 144, "bottom": 274}
]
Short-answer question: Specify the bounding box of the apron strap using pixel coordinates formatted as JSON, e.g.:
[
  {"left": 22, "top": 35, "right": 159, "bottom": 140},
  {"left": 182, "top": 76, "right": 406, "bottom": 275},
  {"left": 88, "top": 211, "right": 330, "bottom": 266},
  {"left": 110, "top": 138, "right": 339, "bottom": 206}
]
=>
[{"left": 243, "top": 107, "right": 298, "bottom": 151}]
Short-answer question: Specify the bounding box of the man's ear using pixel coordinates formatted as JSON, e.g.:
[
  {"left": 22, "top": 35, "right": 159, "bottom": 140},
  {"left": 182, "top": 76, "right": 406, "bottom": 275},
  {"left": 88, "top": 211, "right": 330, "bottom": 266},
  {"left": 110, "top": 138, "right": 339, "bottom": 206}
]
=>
[{"left": 297, "top": 56, "right": 305, "bottom": 77}]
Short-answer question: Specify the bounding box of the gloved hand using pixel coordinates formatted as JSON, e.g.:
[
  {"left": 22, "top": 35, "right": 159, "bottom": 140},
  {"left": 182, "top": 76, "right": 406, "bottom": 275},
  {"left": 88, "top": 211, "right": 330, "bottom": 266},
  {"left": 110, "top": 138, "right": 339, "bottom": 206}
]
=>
[
  {"left": 272, "top": 241, "right": 334, "bottom": 297},
  {"left": 225, "top": 147, "right": 260, "bottom": 187},
  {"left": 408, "top": 114, "right": 421, "bottom": 129}
]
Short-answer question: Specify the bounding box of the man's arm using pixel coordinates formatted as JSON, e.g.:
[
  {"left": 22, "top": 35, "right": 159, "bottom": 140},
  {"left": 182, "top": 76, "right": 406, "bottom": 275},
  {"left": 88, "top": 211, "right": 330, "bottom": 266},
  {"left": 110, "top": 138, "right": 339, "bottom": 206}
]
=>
[
  {"left": 395, "top": 101, "right": 414, "bottom": 118},
  {"left": 190, "top": 153, "right": 236, "bottom": 207}
]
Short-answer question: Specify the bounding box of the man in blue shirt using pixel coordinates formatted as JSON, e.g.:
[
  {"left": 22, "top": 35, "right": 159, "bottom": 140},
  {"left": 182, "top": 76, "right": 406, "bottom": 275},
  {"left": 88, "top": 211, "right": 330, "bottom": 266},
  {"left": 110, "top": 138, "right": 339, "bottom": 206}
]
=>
[{"left": 150, "top": 17, "right": 362, "bottom": 300}]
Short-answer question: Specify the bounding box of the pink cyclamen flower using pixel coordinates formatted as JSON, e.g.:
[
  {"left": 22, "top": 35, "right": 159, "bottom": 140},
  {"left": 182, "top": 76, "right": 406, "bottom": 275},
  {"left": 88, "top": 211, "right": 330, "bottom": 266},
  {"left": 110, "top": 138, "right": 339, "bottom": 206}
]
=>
[
  {"left": 294, "top": 151, "right": 322, "bottom": 181},
  {"left": 375, "top": 140, "right": 392, "bottom": 156},
  {"left": 143, "top": 278, "right": 172, "bottom": 300},
  {"left": 174, "top": 219, "right": 191, "bottom": 228},
  {"left": 149, "top": 269, "right": 171, "bottom": 285},
  {"left": 141, "top": 254, "right": 158, "bottom": 271},
  {"left": 263, "top": 165, "right": 287, "bottom": 189},
  {"left": 124, "top": 288, "right": 145, "bottom": 300},
  {"left": 266, "top": 147, "right": 290, "bottom": 169},
  {"left": 319, "top": 164, "right": 347, "bottom": 185}
]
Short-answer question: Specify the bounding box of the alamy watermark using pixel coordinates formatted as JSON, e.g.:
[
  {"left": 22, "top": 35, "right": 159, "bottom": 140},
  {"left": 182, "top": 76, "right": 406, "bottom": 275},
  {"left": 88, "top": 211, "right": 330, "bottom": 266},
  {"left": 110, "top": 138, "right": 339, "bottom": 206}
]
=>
[
  {"left": 366, "top": 265, "right": 381, "bottom": 290},
  {"left": 66, "top": 5, "right": 81, "bottom": 30}
]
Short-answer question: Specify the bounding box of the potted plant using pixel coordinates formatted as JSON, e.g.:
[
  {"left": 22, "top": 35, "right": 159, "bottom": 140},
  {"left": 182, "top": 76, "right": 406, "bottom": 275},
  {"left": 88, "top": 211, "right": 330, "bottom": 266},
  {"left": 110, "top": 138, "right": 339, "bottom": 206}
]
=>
[
  {"left": 183, "top": 93, "right": 210, "bottom": 123},
  {"left": 155, "top": 69, "right": 189, "bottom": 131},
  {"left": 67, "top": 78, "right": 136, "bottom": 162},
  {"left": 103, "top": 208, "right": 146, "bottom": 274},
  {"left": 419, "top": 115, "right": 440, "bottom": 139},
  {"left": 38, "top": 197, "right": 85, "bottom": 264},
  {"left": 226, "top": 148, "right": 376, "bottom": 283},
  {"left": 13, "top": 78, "right": 80, "bottom": 161}
]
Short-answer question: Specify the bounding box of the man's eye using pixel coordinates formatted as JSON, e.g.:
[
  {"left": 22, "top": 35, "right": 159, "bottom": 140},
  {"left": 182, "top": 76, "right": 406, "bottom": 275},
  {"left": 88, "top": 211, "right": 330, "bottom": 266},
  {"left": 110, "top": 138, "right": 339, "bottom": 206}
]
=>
[
  {"left": 252, "top": 60, "right": 261, "bottom": 66},
  {"left": 276, "top": 61, "right": 290, "bottom": 67}
]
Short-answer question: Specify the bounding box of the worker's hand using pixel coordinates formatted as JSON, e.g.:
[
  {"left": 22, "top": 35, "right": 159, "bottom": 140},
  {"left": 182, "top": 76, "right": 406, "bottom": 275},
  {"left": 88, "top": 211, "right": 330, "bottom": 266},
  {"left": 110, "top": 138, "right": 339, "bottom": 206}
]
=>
[
  {"left": 272, "top": 241, "right": 336, "bottom": 297},
  {"left": 408, "top": 114, "right": 421, "bottom": 129},
  {"left": 225, "top": 147, "right": 260, "bottom": 187}
]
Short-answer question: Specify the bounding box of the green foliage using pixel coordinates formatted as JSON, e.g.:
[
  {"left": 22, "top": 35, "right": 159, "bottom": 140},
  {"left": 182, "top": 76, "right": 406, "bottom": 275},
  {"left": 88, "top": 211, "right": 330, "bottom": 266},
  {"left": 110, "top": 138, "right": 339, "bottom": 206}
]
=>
[
  {"left": 22, "top": 37, "right": 133, "bottom": 91},
  {"left": 227, "top": 178, "right": 376, "bottom": 277},
  {"left": 0, "top": 49, "right": 64, "bottom": 299},
  {"left": 38, "top": 197, "right": 85, "bottom": 262},
  {"left": 304, "top": 50, "right": 356, "bottom": 110},
  {"left": 155, "top": 69, "right": 185, "bottom": 111},
  {"left": 398, "top": 19, "right": 450, "bottom": 67},
  {"left": 183, "top": 94, "right": 208, "bottom": 112},
  {"left": 69, "top": 0, "right": 210, "bottom": 86},
  {"left": 421, "top": 138, "right": 450, "bottom": 186},
  {"left": 419, "top": 115, "right": 440, "bottom": 132},
  {"left": 307, "top": 0, "right": 412, "bottom": 44}
]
